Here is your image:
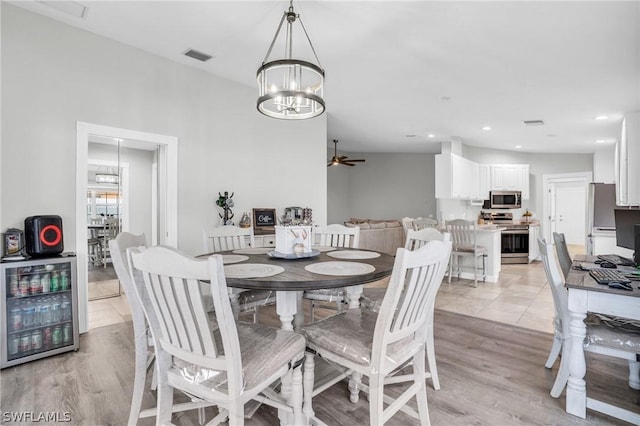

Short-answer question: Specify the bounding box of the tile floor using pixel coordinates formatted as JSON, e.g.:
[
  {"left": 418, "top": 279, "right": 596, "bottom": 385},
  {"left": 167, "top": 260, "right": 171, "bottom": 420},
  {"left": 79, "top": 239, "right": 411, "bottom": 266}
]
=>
[{"left": 87, "top": 245, "right": 584, "bottom": 332}]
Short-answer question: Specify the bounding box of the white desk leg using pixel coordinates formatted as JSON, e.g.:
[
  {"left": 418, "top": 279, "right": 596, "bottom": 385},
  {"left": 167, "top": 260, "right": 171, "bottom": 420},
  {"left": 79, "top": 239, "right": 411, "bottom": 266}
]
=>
[
  {"left": 346, "top": 284, "right": 363, "bottom": 309},
  {"left": 567, "top": 289, "right": 587, "bottom": 418},
  {"left": 276, "top": 291, "right": 299, "bottom": 331}
]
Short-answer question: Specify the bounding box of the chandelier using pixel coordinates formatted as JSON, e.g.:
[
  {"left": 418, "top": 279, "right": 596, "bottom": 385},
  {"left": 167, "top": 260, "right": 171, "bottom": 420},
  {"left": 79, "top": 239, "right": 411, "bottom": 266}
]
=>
[{"left": 257, "top": 1, "right": 325, "bottom": 120}]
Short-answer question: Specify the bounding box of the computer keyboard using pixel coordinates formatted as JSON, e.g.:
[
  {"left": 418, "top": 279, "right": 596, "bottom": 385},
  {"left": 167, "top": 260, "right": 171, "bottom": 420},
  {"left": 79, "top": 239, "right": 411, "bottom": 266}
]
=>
[
  {"left": 596, "top": 254, "right": 636, "bottom": 267},
  {"left": 589, "top": 268, "right": 632, "bottom": 285}
]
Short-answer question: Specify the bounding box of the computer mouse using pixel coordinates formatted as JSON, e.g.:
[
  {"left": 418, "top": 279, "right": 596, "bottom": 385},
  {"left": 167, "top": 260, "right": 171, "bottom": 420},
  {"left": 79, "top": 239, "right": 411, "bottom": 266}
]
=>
[
  {"left": 608, "top": 282, "right": 633, "bottom": 291},
  {"left": 600, "top": 261, "right": 617, "bottom": 269}
]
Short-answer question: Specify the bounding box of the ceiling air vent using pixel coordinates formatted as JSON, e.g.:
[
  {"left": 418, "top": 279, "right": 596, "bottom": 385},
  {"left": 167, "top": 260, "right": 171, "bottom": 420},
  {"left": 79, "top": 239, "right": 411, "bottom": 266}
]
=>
[
  {"left": 522, "top": 120, "right": 544, "bottom": 126},
  {"left": 183, "top": 49, "right": 213, "bottom": 62}
]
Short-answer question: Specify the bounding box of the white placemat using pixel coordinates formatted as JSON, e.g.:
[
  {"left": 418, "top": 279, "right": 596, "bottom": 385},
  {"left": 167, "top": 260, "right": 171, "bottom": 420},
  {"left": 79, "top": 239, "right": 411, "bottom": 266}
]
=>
[
  {"left": 224, "top": 263, "right": 285, "bottom": 279},
  {"left": 327, "top": 250, "right": 381, "bottom": 260},
  {"left": 312, "top": 245, "right": 337, "bottom": 252},
  {"left": 232, "top": 247, "right": 272, "bottom": 255},
  {"left": 305, "top": 261, "right": 376, "bottom": 276},
  {"left": 221, "top": 254, "right": 249, "bottom": 264}
]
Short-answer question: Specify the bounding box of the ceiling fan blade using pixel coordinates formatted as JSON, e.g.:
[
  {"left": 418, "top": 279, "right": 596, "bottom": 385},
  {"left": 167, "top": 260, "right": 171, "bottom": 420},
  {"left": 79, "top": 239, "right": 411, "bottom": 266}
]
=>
[
  {"left": 327, "top": 162, "right": 334, "bottom": 167},
  {"left": 339, "top": 156, "right": 348, "bottom": 160},
  {"left": 348, "top": 159, "right": 366, "bottom": 162}
]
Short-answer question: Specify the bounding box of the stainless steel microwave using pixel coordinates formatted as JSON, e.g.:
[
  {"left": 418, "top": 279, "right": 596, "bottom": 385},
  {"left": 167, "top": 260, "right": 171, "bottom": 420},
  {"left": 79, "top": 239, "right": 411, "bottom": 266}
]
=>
[{"left": 490, "top": 191, "right": 522, "bottom": 209}]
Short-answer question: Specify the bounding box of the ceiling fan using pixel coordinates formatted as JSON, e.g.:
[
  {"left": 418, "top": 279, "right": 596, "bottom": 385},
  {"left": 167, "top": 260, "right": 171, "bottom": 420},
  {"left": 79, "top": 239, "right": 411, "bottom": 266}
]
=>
[{"left": 327, "top": 139, "right": 365, "bottom": 167}]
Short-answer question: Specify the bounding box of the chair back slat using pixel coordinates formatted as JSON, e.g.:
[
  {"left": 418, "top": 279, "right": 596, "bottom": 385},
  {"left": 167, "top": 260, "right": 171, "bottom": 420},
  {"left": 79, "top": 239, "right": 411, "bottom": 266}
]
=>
[
  {"left": 552, "top": 232, "right": 572, "bottom": 279},
  {"left": 373, "top": 241, "right": 452, "bottom": 354},
  {"left": 537, "top": 238, "right": 569, "bottom": 337},
  {"left": 202, "top": 225, "right": 255, "bottom": 253},
  {"left": 314, "top": 224, "right": 360, "bottom": 248}
]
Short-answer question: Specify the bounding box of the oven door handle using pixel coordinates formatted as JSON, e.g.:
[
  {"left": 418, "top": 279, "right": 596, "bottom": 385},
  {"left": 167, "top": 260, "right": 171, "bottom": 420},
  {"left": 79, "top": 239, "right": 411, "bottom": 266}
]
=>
[{"left": 501, "top": 229, "right": 529, "bottom": 235}]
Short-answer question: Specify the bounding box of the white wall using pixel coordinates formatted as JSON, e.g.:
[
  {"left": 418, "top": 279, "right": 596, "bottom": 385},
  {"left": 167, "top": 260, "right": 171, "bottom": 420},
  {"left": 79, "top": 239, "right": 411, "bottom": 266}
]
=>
[
  {"left": 327, "top": 151, "right": 436, "bottom": 222},
  {"left": 1, "top": 4, "right": 327, "bottom": 256}
]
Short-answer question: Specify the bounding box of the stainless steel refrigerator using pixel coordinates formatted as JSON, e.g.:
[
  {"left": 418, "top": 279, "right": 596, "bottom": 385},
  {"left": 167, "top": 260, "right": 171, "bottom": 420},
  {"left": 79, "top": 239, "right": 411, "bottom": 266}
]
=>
[{"left": 586, "top": 183, "right": 617, "bottom": 255}]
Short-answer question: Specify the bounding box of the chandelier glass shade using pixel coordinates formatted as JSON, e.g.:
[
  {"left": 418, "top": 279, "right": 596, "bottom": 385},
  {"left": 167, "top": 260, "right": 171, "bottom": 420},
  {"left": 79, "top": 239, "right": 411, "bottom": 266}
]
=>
[{"left": 257, "top": 1, "right": 325, "bottom": 120}]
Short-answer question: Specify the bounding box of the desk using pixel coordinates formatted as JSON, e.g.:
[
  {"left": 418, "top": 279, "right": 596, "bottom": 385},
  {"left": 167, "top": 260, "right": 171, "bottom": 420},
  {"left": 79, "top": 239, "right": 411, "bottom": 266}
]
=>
[
  {"left": 565, "top": 254, "right": 640, "bottom": 422},
  {"left": 206, "top": 248, "right": 395, "bottom": 331}
]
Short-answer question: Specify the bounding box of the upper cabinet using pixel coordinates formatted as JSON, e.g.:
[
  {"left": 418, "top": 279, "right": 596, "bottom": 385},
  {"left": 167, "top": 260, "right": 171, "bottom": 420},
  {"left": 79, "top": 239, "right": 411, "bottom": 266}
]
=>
[
  {"left": 435, "top": 153, "right": 480, "bottom": 200},
  {"left": 490, "top": 164, "right": 529, "bottom": 199},
  {"left": 616, "top": 111, "right": 640, "bottom": 206},
  {"left": 436, "top": 155, "right": 530, "bottom": 201}
]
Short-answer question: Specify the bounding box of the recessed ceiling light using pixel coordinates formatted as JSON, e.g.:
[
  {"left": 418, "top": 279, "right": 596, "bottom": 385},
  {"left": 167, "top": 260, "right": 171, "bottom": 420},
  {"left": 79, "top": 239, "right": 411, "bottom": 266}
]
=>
[
  {"left": 515, "top": 145, "right": 522, "bottom": 149},
  {"left": 427, "top": 134, "right": 435, "bottom": 138},
  {"left": 482, "top": 126, "right": 491, "bottom": 131},
  {"left": 594, "top": 115, "right": 609, "bottom": 120},
  {"left": 595, "top": 139, "right": 613, "bottom": 143}
]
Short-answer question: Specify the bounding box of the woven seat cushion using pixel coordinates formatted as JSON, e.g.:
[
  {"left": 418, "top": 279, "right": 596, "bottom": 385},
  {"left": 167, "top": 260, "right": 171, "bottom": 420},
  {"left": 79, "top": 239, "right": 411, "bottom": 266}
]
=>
[
  {"left": 301, "top": 309, "right": 419, "bottom": 372},
  {"left": 172, "top": 323, "right": 305, "bottom": 391}
]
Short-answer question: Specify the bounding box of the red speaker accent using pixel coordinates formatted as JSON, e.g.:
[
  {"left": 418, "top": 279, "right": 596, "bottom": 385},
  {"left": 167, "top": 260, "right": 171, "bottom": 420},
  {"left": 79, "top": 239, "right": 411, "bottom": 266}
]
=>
[
  {"left": 40, "top": 224, "right": 62, "bottom": 247},
  {"left": 25, "top": 215, "right": 64, "bottom": 256}
]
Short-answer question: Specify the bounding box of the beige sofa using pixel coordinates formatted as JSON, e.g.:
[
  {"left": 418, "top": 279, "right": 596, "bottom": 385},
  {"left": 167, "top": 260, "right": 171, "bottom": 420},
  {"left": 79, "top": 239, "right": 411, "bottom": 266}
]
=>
[{"left": 344, "top": 218, "right": 406, "bottom": 256}]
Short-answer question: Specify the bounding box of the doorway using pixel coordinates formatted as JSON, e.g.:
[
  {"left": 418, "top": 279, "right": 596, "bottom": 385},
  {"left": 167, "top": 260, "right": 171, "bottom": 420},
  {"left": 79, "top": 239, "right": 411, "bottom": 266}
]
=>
[
  {"left": 542, "top": 172, "right": 592, "bottom": 248},
  {"left": 76, "top": 122, "right": 178, "bottom": 333}
]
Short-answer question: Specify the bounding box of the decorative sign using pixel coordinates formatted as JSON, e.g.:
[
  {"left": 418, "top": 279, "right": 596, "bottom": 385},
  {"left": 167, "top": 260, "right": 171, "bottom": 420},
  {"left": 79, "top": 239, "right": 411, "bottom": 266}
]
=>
[{"left": 252, "top": 208, "right": 276, "bottom": 233}]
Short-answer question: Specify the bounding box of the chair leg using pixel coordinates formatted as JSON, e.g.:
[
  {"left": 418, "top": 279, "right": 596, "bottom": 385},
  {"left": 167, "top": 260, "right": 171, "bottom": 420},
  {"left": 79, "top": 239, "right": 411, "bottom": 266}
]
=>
[
  {"left": 280, "top": 368, "right": 293, "bottom": 425},
  {"left": 413, "top": 350, "right": 431, "bottom": 425},
  {"left": 545, "top": 336, "right": 562, "bottom": 368},
  {"left": 155, "top": 350, "right": 174, "bottom": 425},
  {"left": 310, "top": 300, "right": 316, "bottom": 323},
  {"left": 425, "top": 322, "right": 440, "bottom": 390},
  {"left": 129, "top": 316, "right": 148, "bottom": 425},
  {"left": 448, "top": 255, "right": 453, "bottom": 284},
  {"left": 291, "top": 365, "right": 304, "bottom": 426},
  {"left": 550, "top": 341, "right": 571, "bottom": 398},
  {"left": 473, "top": 255, "right": 478, "bottom": 288},
  {"left": 228, "top": 401, "right": 244, "bottom": 426},
  {"left": 303, "top": 352, "right": 315, "bottom": 420},
  {"left": 349, "top": 372, "right": 363, "bottom": 403},
  {"left": 628, "top": 360, "right": 640, "bottom": 390},
  {"left": 368, "top": 373, "right": 384, "bottom": 426}
]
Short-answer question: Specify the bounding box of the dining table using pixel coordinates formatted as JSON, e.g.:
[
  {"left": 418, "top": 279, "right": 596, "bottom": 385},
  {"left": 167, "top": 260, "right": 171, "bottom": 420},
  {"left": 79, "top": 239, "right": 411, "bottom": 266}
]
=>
[
  {"left": 564, "top": 254, "right": 640, "bottom": 424},
  {"left": 199, "top": 246, "right": 395, "bottom": 331}
]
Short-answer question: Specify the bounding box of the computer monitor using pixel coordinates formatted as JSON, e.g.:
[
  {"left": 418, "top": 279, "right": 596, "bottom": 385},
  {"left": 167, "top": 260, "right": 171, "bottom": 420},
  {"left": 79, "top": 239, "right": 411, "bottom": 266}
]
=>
[{"left": 613, "top": 208, "right": 640, "bottom": 265}]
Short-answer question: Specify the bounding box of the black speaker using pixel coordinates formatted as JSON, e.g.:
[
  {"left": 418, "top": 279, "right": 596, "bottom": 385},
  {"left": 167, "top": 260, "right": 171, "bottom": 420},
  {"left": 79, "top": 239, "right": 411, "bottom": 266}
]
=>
[{"left": 25, "top": 215, "right": 64, "bottom": 256}]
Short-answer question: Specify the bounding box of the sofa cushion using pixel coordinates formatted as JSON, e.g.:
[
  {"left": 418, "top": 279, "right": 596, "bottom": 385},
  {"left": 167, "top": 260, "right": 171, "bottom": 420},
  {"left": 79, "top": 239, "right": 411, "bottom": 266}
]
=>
[
  {"left": 369, "top": 222, "right": 386, "bottom": 229},
  {"left": 385, "top": 220, "right": 401, "bottom": 228}
]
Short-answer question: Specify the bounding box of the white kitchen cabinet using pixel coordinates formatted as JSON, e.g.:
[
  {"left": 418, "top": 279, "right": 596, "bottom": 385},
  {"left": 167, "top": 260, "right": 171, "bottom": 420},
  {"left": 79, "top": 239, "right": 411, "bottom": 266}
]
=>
[
  {"left": 490, "top": 164, "right": 530, "bottom": 199},
  {"left": 478, "top": 164, "right": 491, "bottom": 200},
  {"left": 252, "top": 234, "right": 275, "bottom": 248},
  {"left": 435, "top": 153, "right": 480, "bottom": 200},
  {"left": 528, "top": 225, "right": 540, "bottom": 262},
  {"left": 615, "top": 111, "right": 640, "bottom": 206}
]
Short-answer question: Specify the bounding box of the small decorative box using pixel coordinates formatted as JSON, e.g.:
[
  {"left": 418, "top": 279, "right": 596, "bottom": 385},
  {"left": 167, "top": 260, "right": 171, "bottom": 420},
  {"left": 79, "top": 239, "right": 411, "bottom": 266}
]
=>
[{"left": 275, "top": 225, "right": 312, "bottom": 255}]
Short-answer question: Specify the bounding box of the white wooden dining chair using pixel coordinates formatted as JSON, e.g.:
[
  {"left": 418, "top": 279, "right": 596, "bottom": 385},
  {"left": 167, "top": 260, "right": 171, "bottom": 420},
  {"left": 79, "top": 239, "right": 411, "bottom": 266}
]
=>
[
  {"left": 202, "top": 225, "right": 255, "bottom": 253},
  {"left": 129, "top": 246, "right": 306, "bottom": 426},
  {"left": 552, "top": 232, "right": 572, "bottom": 279},
  {"left": 111, "top": 233, "right": 211, "bottom": 425},
  {"left": 303, "top": 224, "right": 360, "bottom": 322},
  {"left": 301, "top": 240, "right": 452, "bottom": 425},
  {"left": 445, "top": 219, "right": 487, "bottom": 287},
  {"left": 412, "top": 217, "right": 439, "bottom": 230},
  {"left": 361, "top": 228, "right": 451, "bottom": 391},
  {"left": 202, "top": 225, "right": 275, "bottom": 323},
  {"left": 538, "top": 238, "right": 640, "bottom": 398}
]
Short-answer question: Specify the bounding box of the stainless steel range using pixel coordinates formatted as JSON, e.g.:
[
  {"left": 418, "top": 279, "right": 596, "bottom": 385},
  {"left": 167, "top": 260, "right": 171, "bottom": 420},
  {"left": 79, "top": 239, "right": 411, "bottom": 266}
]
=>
[{"left": 481, "top": 212, "right": 530, "bottom": 264}]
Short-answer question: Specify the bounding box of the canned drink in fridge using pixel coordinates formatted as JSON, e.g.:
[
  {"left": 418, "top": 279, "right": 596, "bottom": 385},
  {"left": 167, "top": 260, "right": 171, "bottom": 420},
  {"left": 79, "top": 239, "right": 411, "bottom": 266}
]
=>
[
  {"left": 9, "top": 276, "right": 19, "bottom": 297},
  {"left": 8, "top": 335, "right": 19, "bottom": 355},
  {"left": 62, "top": 323, "right": 72, "bottom": 344},
  {"left": 31, "top": 330, "right": 43, "bottom": 351},
  {"left": 19, "top": 333, "right": 30, "bottom": 353},
  {"left": 10, "top": 305, "right": 22, "bottom": 331},
  {"left": 52, "top": 326, "right": 62, "bottom": 346},
  {"left": 60, "top": 270, "right": 69, "bottom": 290},
  {"left": 29, "top": 274, "right": 40, "bottom": 295},
  {"left": 19, "top": 277, "right": 29, "bottom": 296},
  {"left": 50, "top": 272, "right": 59, "bottom": 292},
  {"left": 41, "top": 273, "right": 51, "bottom": 293},
  {"left": 42, "top": 327, "right": 52, "bottom": 349}
]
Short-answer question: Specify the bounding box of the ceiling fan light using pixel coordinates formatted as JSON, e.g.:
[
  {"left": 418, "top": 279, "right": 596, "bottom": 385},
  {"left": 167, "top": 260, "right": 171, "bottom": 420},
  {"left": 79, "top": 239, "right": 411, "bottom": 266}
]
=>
[{"left": 257, "top": 1, "right": 325, "bottom": 120}]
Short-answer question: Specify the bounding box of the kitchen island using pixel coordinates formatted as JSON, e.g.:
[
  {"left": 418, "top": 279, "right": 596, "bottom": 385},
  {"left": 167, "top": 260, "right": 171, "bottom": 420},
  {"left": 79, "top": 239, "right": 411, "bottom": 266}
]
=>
[{"left": 450, "top": 225, "right": 505, "bottom": 283}]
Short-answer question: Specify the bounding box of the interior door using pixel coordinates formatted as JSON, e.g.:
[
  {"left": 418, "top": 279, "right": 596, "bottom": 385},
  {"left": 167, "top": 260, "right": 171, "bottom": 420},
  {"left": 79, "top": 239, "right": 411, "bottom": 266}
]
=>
[{"left": 553, "top": 182, "right": 586, "bottom": 245}]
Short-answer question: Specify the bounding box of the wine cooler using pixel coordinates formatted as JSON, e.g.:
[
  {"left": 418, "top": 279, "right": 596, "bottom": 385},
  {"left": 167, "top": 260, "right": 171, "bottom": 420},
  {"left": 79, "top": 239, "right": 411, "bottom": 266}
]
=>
[{"left": 1, "top": 255, "right": 79, "bottom": 368}]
